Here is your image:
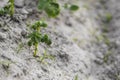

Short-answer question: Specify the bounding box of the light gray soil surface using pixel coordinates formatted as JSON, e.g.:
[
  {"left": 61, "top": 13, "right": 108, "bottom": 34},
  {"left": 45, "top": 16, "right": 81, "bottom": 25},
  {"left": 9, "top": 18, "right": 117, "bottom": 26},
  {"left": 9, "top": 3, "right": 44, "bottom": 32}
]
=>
[{"left": 0, "top": 0, "right": 120, "bottom": 80}]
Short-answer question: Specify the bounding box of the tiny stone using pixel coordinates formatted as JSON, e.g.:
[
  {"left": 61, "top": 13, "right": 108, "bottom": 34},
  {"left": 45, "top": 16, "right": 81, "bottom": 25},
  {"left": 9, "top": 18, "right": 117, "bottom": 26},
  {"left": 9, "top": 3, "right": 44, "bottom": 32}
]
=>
[
  {"left": 0, "top": 32, "right": 7, "bottom": 41},
  {"left": 15, "top": 0, "right": 24, "bottom": 8},
  {"left": 21, "top": 8, "right": 29, "bottom": 15},
  {"left": 21, "top": 30, "right": 27, "bottom": 38},
  {"left": 2, "top": 27, "right": 9, "bottom": 32},
  {"left": 65, "top": 21, "right": 72, "bottom": 27}
]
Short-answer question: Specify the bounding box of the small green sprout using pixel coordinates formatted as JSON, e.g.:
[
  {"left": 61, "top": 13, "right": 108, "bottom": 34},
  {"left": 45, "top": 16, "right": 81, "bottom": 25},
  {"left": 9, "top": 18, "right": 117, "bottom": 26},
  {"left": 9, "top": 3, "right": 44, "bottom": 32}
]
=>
[
  {"left": 70, "top": 5, "right": 79, "bottom": 11},
  {"left": 8, "top": 0, "right": 15, "bottom": 16},
  {"left": 0, "top": 0, "right": 14, "bottom": 16},
  {"left": 64, "top": 3, "right": 79, "bottom": 11},
  {"left": 0, "top": 8, "right": 5, "bottom": 15},
  {"left": 38, "top": 0, "right": 60, "bottom": 17},
  {"left": 28, "top": 20, "right": 52, "bottom": 57}
]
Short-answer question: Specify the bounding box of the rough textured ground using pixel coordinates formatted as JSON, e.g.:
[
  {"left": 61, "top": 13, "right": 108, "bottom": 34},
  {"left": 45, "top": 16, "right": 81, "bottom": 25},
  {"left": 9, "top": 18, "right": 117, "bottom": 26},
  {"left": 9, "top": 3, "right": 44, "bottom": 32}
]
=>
[{"left": 0, "top": 0, "right": 120, "bottom": 80}]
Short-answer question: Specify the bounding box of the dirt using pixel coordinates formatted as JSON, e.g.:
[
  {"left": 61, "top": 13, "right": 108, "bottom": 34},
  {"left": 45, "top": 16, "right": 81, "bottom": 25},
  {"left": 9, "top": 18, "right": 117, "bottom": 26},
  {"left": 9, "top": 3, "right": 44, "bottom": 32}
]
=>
[{"left": 0, "top": 0, "right": 120, "bottom": 80}]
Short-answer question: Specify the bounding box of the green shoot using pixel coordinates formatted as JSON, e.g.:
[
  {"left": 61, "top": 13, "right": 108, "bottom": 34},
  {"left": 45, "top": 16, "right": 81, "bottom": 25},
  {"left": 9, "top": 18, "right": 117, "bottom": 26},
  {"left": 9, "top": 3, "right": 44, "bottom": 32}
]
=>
[
  {"left": 0, "top": 8, "right": 5, "bottom": 15},
  {"left": 70, "top": 5, "right": 79, "bottom": 11},
  {"left": 64, "top": 3, "right": 79, "bottom": 11},
  {"left": 0, "top": 0, "right": 14, "bottom": 16},
  {"left": 38, "top": 0, "right": 60, "bottom": 17},
  {"left": 28, "top": 20, "right": 52, "bottom": 57},
  {"left": 9, "top": 0, "right": 15, "bottom": 17},
  {"left": 28, "top": 31, "right": 41, "bottom": 56}
]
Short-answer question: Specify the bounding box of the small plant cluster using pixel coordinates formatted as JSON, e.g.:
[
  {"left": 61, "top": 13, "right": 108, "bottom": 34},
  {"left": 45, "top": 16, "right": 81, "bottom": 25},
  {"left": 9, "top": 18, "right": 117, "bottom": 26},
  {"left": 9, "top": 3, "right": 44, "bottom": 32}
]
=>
[
  {"left": 27, "top": 0, "right": 79, "bottom": 57},
  {"left": 38, "top": 0, "right": 60, "bottom": 17},
  {"left": 0, "top": 0, "right": 79, "bottom": 58},
  {"left": 0, "top": 0, "right": 14, "bottom": 16},
  {"left": 38, "top": 0, "right": 79, "bottom": 17},
  {"left": 28, "top": 20, "right": 52, "bottom": 57}
]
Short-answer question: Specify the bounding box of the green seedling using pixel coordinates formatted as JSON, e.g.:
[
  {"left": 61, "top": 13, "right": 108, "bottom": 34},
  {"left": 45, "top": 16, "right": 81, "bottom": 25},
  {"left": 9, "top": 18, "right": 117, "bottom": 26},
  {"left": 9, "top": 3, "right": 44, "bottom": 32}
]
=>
[
  {"left": 28, "top": 20, "right": 52, "bottom": 57},
  {"left": 8, "top": 0, "right": 15, "bottom": 16},
  {"left": 0, "top": 0, "right": 14, "bottom": 16},
  {"left": 0, "top": 5, "right": 9, "bottom": 16},
  {"left": 0, "top": 8, "right": 5, "bottom": 15},
  {"left": 38, "top": 0, "right": 60, "bottom": 17},
  {"left": 28, "top": 31, "right": 42, "bottom": 56},
  {"left": 64, "top": 3, "right": 79, "bottom": 11},
  {"left": 70, "top": 5, "right": 79, "bottom": 11}
]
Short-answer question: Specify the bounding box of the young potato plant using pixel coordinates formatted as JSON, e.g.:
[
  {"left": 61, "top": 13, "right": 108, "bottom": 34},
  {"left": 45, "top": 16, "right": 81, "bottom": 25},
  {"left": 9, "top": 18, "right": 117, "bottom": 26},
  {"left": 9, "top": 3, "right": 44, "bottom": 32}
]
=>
[
  {"left": 38, "top": 0, "right": 60, "bottom": 17},
  {"left": 28, "top": 20, "right": 52, "bottom": 57},
  {"left": 0, "top": 0, "right": 14, "bottom": 16}
]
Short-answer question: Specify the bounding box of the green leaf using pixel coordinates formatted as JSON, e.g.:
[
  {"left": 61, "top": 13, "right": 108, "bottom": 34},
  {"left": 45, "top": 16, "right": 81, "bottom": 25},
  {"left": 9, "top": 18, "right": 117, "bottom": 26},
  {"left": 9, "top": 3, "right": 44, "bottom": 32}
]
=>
[
  {"left": 31, "top": 21, "right": 47, "bottom": 29},
  {"left": 38, "top": 0, "right": 60, "bottom": 17},
  {"left": 39, "top": 21, "right": 48, "bottom": 27},
  {"left": 41, "top": 34, "right": 49, "bottom": 42},
  {"left": 70, "top": 5, "right": 79, "bottom": 11},
  {"left": 28, "top": 40, "right": 32, "bottom": 46},
  {"left": 46, "top": 39, "right": 52, "bottom": 45},
  {"left": 45, "top": 2, "right": 60, "bottom": 17},
  {"left": 41, "top": 34, "right": 52, "bottom": 45},
  {"left": 0, "top": 9, "right": 5, "bottom": 15},
  {"left": 38, "top": 0, "right": 49, "bottom": 10},
  {"left": 28, "top": 31, "right": 42, "bottom": 46}
]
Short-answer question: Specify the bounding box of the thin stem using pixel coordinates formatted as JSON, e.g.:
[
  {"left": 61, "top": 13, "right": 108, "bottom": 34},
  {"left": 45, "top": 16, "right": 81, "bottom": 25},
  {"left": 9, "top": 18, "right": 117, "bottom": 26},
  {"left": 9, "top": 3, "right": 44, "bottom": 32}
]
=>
[
  {"left": 33, "top": 43, "right": 38, "bottom": 57},
  {"left": 9, "top": 0, "right": 14, "bottom": 17},
  {"left": 37, "top": 27, "right": 40, "bottom": 32}
]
